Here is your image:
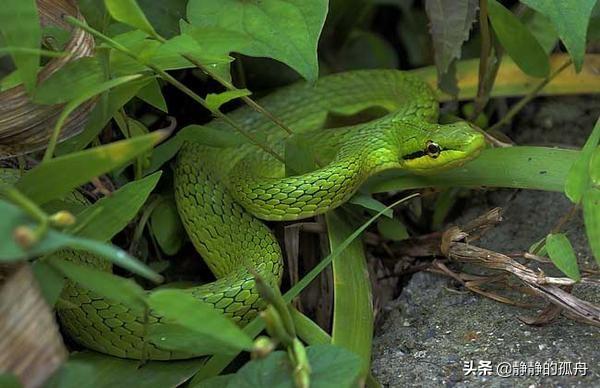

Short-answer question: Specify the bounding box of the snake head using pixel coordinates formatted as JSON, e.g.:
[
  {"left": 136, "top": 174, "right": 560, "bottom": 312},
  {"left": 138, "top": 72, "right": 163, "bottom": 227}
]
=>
[{"left": 398, "top": 121, "right": 486, "bottom": 173}]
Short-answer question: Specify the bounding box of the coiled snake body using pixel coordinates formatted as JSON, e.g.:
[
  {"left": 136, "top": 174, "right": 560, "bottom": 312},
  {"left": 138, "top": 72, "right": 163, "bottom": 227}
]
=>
[{"left": 3, "top": 70, "right": 485, "bottom": 359}]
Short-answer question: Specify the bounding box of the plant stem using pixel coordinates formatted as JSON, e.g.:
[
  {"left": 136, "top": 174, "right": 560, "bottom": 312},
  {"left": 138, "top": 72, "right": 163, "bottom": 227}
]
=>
[
  {"left": 64, "top": 16, "right": 286, "bottom": 164},
  {"left": 472, "top": 0, "right": 491, "bottom": 120},
  {"left": 488, "top": 59, "right": 572, "bottom": 132},
  {"left": 0, "top": 185, "right": 49, "bottom": 240},
  {"left": 175, "top": 49, "right": 295, "bottom": 136}
]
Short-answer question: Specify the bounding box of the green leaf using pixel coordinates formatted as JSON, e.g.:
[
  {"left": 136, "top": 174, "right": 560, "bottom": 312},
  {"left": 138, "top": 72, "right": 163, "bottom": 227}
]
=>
[
  {"left": 0, "top": 373, "right": 21, "bottom": 388},
  {"left": 33, "top": 57, "right": 104, "bottom": 104},
  {"left": 45, "top": 351, "right": 204, "bottom": 388},
  {"left": 365, "top": 146, "right": 579, "bottom": 194},
  {"left": 488, "top": 0, "right": 550, "bottom": 78},
  {"left": 50, "top": 257, "right": 147, "bottom": 312},
  {"left": 57, "top": 77, "right": 152, "bottom": 154},
  {"left": 0, "top": 0, "right": 41, "bottom": 91},
  {"left": 582, "top": 187, "right": 600, "bottom": 266},
  {"left": 110, "top": 30, "right": 230, "bottom": 76},
  {"left": 326, "top": 211, "right": 373, "bottom": 379},
  {"left": 186, "top": 0, "right": 328, "bottom": 82},
  {"left": 565, "top": 118, "right": 600, "bottom": 203},
  {"left": 348, "top": 193, "right": 393, "bottom": 218},
  {"left": 73, "top": 172, "right": 162, "bottom": 241},
  {"left": 16, "top": 130, "right": 168, "bottom": 205},
  {"left": 0, "top": 200, "right": 160, "bottom": 282},
  {"left": 150, "top": 197, "right": 184, "bottom": 255},
  {"left": 147, "top": 289, "right": 254, "bottom": 354},
  {"left": 521, "top": 0, "right": 597, "bottom": 72},
  {"left": 104, "top": 0, "right": 157, "bottom": 37},
  {"left": 590, "top": 147, "right": 600, "bottom": 185},
  {"left": 545, "top": 233, "right": 581, "bottom": 281},
  {"left": 137, "top": 0, "right": 187, "bottom": 38},
  {"left": 137, "top": 78, "right": 168, "bottom": 112},
  {"left": 227, "top": 345, "right": 362, "bottom": 388},
  {"left": 377, "top": 217, "right": 409, "bottom": 241},
  {"left": 205, "top": 89, "right": 251, "bottom": 111},
  {"left": 32, "top": 259, "right": 65, "bottom": 306},
  {"left": 522, "top": 9, "right": 559, "bottom": 53},
  {"left": 424, "top": 0, "right": 478, "bottom": 93}
]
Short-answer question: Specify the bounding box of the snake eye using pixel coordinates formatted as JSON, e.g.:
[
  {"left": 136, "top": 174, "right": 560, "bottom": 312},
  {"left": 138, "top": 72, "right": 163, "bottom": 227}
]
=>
[{"left": 425, "top": 141, "right": 441, "bottom": 158}]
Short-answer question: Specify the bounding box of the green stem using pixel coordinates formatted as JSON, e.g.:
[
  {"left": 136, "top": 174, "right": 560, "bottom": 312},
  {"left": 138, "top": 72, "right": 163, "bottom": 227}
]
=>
[
  {"left": 488, "top": 59, "right": 572, "bottom": 132},
  {"left": 471, "top": 0, "right": 491, "bottom": 120},
  {"left": 64, "top": 16, "right": 286, "bottom": 165}
]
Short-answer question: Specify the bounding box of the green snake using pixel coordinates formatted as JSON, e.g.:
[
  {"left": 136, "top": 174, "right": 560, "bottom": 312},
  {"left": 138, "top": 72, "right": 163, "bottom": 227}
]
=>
[{"left": 2, "top": 70, "right": 484, "bottom": 360}]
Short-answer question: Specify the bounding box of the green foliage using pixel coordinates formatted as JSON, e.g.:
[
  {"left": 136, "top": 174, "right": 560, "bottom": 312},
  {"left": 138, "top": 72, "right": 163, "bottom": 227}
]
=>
[
  {"left": 1, "top": 0, "right": 599, "bottom": 386},
  {"left": 104, "top": 0, "right": 157, "bottom": 37},
  {"left": 149, "top": 196, "right": 184, "bottom": 255},
  {"left": 221, "top": 345, "right": 362, "bottom": 388},
  {"left": 45, "top": 351, "right": 204, "bottom": 388},
  {"left": 0, "top": 0, "right": 40, "bottom": 91},
  {"left": 17, "top": 131, "right": 167, "bottom": 205},
  {"left": 488, "top": 0, "right": 549, "bottom": 77},
  {"left": 565, "top": 118, "right": 600, "bottom": 203},
  {"left": 521, "top": 0, "right": 598, "bottom": 72},
  {"left": 186, "top": 0, "right": 328, "bottom": 82},
  {"left": 147, "top": 290, "right": 254, "bottom": 355},
  {"left": 73, "top": 172, "right": 161, "bottom": 241},
  {"left": 51, "top": 257, "right": 148, "bottom": 312},
  {"left": 545, "top": 233, "right": 581, "bottom": 281}
]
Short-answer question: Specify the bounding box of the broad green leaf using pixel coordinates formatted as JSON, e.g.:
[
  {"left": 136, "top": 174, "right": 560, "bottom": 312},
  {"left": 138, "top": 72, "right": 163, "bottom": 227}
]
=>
[
  {"left": 522, "top": 9, "right": 559, "bottom": 53},
  {"left": 17, "top": 130, "right": 168, "bottom": 205},
  {"left": 56, "top": 77, "right": 153, "bottom": 154},
  {"left": 77, "top": 0, "right": 109, "bottom": 32},
  {"left": 150, "top": 197, "right": 184, "bottom": 255},
  {"left": 521, "top": 0, "right": 597, "bottom": 72},
  {"left": 45, "top": 351, "right": 204, "bottom": 388},
  {"left": 50, "top": 257, "right": 147, "bottom": 312},
  {"left": 488, "top": 0, "right": 550, "bottom": 78},
  {"left": 0, "top": 0, "right": 40, "bottom": 91},
  {"left": 365, "top": 146, "right": 579, "bottom": 194},
  {"left": 137, "top": 78, "right": 168, "bottom": 112},
  {"left": 326, "top": 211, "right": 373, "bottom": 379},
  {"left": 545, "top": 233, "right": 581, "bottom": 281},
  {"left": 348, "top": 193, "right": 393, "bottom": 218},
  {"left": 227, "top": 345, "right": 362, "bottom": 388},
  {"left": 105, "top": 0, "right": 157, "bottom": 37},
  {"left": 565, "top": 117, "right": 600, "bottom": 203},
  {"left": 73, "top": 172, "right": 162, "bottom": 241},
  {"left": 377, "top": 217, "right": 409, "bottom": 241},
  {"left": 32, "top": 259, "right": 65, "bottom": 306},
  {"left": 582, "top": 187, "right": 600, "bottom": 266},
  {"left": 191, "top": 375, "right": 233, "bottom": 388},
  {"left": 110, "top": 30, "right": 230, "bottom": 76},
  {"left": 205, "top": 89, "right": 251, "bottom": 111},
  {"left": 590, "top": 147, "right": 600, "bottom": 185},
  {"left": 33, "top": 57, "right": 104, "bottom": 104},
  {"left": 424, "top": 0, "right": 478, "bottom": 93},
  {"left": 147, "top": 289, "right": 254, "bottom": 354},
  {"left": 186, "top": 0, "right": 328, "bottom": 82},
  {"left": 137, "top": 0, "right": 187, "bottom": 38}
]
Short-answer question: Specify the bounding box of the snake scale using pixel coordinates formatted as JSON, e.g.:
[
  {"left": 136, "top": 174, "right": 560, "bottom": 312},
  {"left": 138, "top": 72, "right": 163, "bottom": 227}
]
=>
[{"left": 1, "top": 70, "right": 485, "bottom": 359}]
